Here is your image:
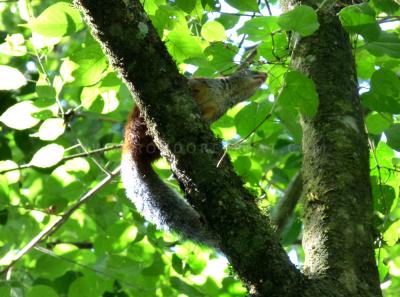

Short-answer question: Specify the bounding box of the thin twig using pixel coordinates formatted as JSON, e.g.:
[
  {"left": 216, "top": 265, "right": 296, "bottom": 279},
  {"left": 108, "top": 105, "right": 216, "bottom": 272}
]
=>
[
  {"left": 77, "top": 139, "right": 112, "bottom": 176},
  {"left": 263, "top": 0, "right": 273, "bottom": 16},
  {"left": 217, "top": 11, "right": 262, "bottom": 17},
  {"left": 217, "top": 111, "right": 273, "bottom": 167},
  {"left": 0, "top": 166, "right": 121, "bottom": 275},
  {"left": 0, "top": 144, "right": 122, "bottom": 174}
]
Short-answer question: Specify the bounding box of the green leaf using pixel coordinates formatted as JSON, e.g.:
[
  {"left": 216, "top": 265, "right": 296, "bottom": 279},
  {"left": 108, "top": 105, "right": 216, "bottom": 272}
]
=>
[
  {"left": 201, "top": 21, "right": 226, "bottom": 42},
  {"left": 278, "top": 5, "right": 319, "bottom": 37},
  {"left": 38, "top": 118, "right": 66, "bottom": 141},
  {"left": 36, "top": 75, "right": 56, "bottom": 99},
  {"left": 170, "top": 277, "right": 203, "bottom": 297},
  {"left": 176, "top": 0, "right": 196, "bottom": 13},
  {"left": 383, "top": 220, "right": 400, "bottom": 246},
  {"left": 278, "top": 71, "right": 319, "bottom": 117},
  {"left": 338, "top": 3, "right": 381, "bottom": 41},
  {"left": 35, "top": 254, "right": 71, "bottom": 280},
  {"left": 172, "top": 254, "right": 184, "bottom": 274},
  {"left": 216, "top": 14, "right": 240, "bottom": 30},
  {"left": 370, "top": 142, "right": 394, "bottom": 169},
  {"left": 203, "top": 43, "right": 236, "bottom": 72},
  {"left": 356, "top": 49, "right": 375, "bottom": 79},
  {"left": 361, "top": 91, "right": 400, "bottom": 114},
  {"left": 27, "top": 285, "right": 58, "bottom": 297},
  {"left": 370, "top": 69, "right": 400, "bottom": 98},
  {"left": 225, "top": 0, "right": 259, "bottom": 12},
  {"left": 0, "top": 33, "right": 27, "bottom": 56},
  {"left": 142, "top": 253, "right": 165, "bottom": 276},
  {"left": 258, "top": 32, "right": 288, "bottom": 61},
  {"left": 237, "top": 16, "right": 279, "bottom": 41},
  {"left": 68, "top": 276, "right": 105, "bottom": 297},
  {"left": 81, "top": 77, "right": 120, "bottom": 114},
  {"left": 65, "top": 158, "right": 90, "bottom": 177},
  {"left": 0, "top": 65, "right": 27, "bottom": 90},
  {"left": 30, "top": 144, "right": 65, "bottom": 168},
  {"left": 372, "top": 183, "right": 395, "bottom": 214},
  {"left": 166, "top": 30, "right": 204, "bottom": 63},
  {"left": 365, "top": 31, "right": 400, "bottom": 58},
  {"left": 0, "top": 160, "right": 20, "bottom": 184},
  {"left": 68, "top": 44, "right": 108, "bottom": 86},
  {"left": 385, "top": 124, "right": 400, "bottom": 151},
  {"left": 28, "top": 2, "right": 84, "bottom": 37},
  {"left": 234, "top": 101, "right": 271, "bottom": 137},
  {"left": 365, "top": 112, "right": 392, "bottom": 135},
  {"left": 371, "top": 0, "right": 400, "bottom": 14},
  {"left": 0, "top": 101, "right": 40, "bottom": 130}
]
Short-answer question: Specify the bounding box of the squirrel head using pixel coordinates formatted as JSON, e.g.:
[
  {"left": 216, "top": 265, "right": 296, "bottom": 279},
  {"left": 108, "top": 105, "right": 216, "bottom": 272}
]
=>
[
  {"left": 188, "top": 69, "right": 267, "bottom": 121},
  {"left": 226, "top": 69, "right": 267, "bottom": 100}
]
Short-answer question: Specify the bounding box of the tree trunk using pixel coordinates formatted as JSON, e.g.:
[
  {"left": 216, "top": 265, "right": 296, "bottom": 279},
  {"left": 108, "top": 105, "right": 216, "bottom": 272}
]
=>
[{"left": 281, "top": 1, "right": 382, "bottom": 296}]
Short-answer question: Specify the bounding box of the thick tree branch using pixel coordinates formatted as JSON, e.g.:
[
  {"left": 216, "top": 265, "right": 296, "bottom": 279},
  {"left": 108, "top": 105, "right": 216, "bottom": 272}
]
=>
[
  {"left": 73, "top": 0, "right": 303, "bottom": 296},
  {"left": 281, "top": 0, "right": 381, "bottom": 296}
]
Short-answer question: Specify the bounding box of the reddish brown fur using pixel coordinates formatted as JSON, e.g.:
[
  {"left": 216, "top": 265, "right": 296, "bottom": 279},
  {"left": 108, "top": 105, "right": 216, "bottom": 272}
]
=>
[{"left": 123, "top": 107, "right": 160, "bottom": 172}]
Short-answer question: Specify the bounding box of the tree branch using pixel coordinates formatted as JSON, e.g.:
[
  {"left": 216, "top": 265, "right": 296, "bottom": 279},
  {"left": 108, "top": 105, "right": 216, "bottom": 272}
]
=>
[
  {"left": 0, "top": 144, "right": 122, "bottom": 174},
  {"left": 73, "top": 0, "right": 303, "bottom": 295},
  {"left": 271, "top": 172, "right": 303, "bottom": 233}
]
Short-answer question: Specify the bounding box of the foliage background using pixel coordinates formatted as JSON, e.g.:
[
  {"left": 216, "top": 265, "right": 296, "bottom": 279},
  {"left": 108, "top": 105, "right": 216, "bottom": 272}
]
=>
[{"left": 0, "top": 0, "right": 399, "bottom": 296}]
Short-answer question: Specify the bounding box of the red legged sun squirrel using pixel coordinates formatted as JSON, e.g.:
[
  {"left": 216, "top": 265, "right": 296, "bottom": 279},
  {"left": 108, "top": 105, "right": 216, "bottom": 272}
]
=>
[{"left": 121, "top": 70, "right": 267, "bottom": 244}]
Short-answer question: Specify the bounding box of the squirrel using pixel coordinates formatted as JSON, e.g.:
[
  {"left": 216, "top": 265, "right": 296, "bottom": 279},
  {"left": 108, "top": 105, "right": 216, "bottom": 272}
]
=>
[{"left": 121, "top": 70, "right": 267, "bottom": 245}]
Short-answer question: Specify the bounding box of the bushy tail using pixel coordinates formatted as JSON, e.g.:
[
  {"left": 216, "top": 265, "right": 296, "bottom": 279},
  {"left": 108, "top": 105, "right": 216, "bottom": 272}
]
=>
[{"left": 121, "top": 107, "right": 215, "bottom": 245}]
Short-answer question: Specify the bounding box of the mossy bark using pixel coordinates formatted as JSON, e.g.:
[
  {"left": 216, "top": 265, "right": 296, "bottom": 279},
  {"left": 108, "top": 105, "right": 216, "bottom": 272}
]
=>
[
  {"left": 74, "top": 1, "right": 302, "bottom": 296},
  {"left": 281, "top": 1, "right": 381, "bottom": 296},
  {"left": 74, "top": 0, "right": 382, "bottom": 296}
]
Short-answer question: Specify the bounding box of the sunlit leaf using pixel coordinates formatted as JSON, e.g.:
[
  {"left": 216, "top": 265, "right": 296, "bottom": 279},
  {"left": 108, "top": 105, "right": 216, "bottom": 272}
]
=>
[
  {"left": 0, "top": 34, "right": 27, "bottom": 56},
  {"left": 28, "top": 2, "right": 84, "bottom": 37},
  {"left": 30, "top": 144, "right": 65, "bottom": 168},
  {"left": 68, "top": 44, "right": 108, "bottom": 86},
  {"left": 38, "top": 118, "right": 66, "bottom": 141},
  {"left": 383, "top": 220, "right": 400, "bottom": 246},
  {"left": 0, "top": 101, "right": 40, "bottom": 130},
  {"left": 201, "top": 21, "right": 226, "bottom": 42},
  {"left": 65, "top": 158, "right": 90, "bottom": 176},
  {"left": 0, "top": 160, "right": 20, "bottom": 184},
  {"left": 166, "top": 30, "right": 204, "bottom": 63},
  {"left": 0, "top": 66, "right": 26, "bottom": 90}
]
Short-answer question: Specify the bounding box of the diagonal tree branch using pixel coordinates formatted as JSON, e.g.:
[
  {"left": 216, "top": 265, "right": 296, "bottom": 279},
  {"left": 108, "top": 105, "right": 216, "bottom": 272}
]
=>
[
  {"left": 73, "top": 0, "right": 303, "bottom": 296},
  {"left": 0, "top": 166, "right": 120, "bottom": 275}
]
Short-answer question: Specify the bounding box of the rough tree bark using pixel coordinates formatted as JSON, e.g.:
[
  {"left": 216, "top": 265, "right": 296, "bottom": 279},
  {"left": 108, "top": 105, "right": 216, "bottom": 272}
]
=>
[{"left": 74, "top": 0, "right": 381, "bottom": 296}]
